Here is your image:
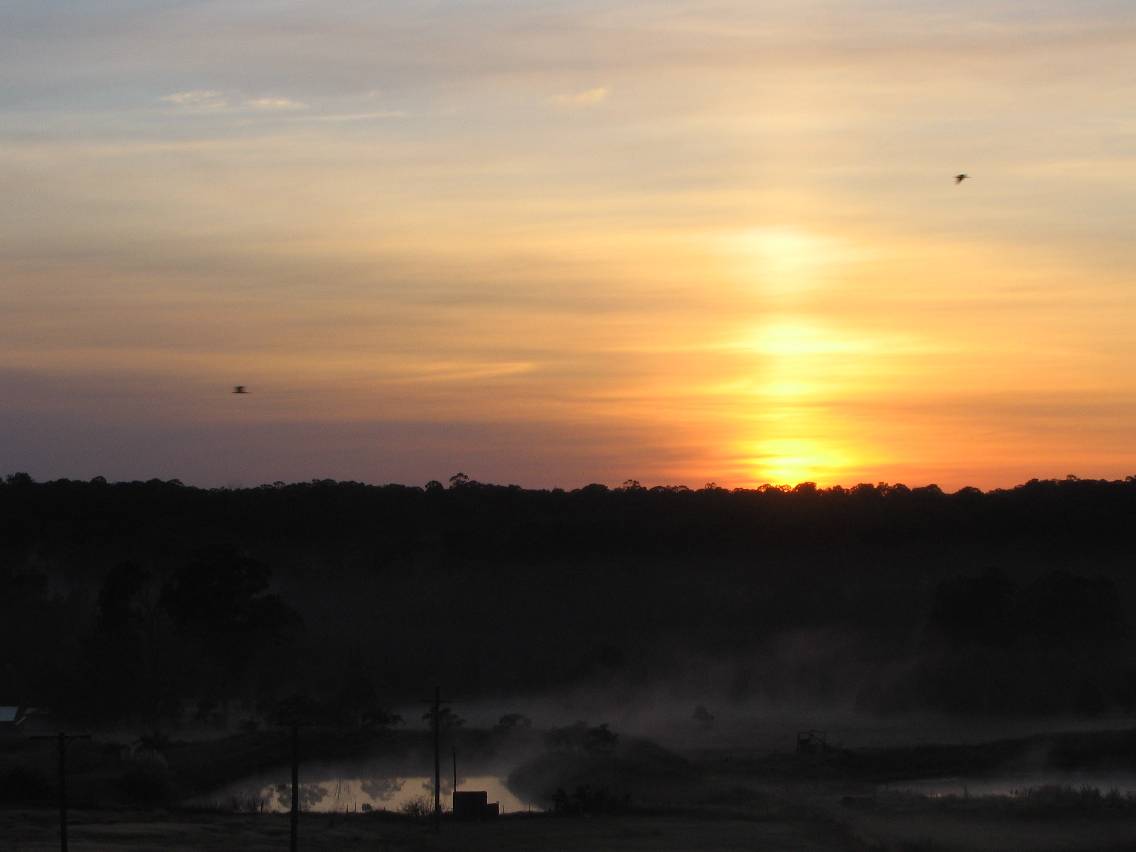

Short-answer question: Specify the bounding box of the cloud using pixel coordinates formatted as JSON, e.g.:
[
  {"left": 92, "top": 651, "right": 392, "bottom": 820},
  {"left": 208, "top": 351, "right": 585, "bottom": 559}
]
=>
[
  {"left": 245, "top": 96, "right": 307, "bottom": 111},
  {"left": 158, "top": 91, "right": 309, "bottom": 114},
  {"left": 296, "top": 110, "right": 406, "bottom": 122},
  {"left": 159, "top": 89, "right": 228, "bottom": 109},
  {"left": 551, "top": 86, "right": 609, "bottom": 107}
]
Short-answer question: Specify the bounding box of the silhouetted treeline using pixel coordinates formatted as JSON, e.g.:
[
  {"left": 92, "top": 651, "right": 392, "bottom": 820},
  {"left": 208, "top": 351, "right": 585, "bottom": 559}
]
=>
[
  {"left": 5, "top": 473, "right": 1136, "bottom": 563},
  {"left": 2, "top": 472, "right": 1135, "bottom": 725}
]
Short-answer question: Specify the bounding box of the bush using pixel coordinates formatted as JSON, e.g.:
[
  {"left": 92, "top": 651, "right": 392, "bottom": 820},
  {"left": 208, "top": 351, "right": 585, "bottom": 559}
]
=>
[{"left": 398, "top": 795, "right": 434, "bottom": 818}]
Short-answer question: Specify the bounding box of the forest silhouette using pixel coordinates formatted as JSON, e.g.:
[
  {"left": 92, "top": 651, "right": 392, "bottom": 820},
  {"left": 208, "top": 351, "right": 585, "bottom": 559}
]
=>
[{"left": 2, "top": 472, "right": 1134, "bottom": 729}]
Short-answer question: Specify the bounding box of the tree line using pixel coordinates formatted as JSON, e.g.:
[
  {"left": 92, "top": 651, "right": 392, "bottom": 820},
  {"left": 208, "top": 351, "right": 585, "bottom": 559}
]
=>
[{"left": 2, "top": 472, "right": 1134, "bottom": 725}]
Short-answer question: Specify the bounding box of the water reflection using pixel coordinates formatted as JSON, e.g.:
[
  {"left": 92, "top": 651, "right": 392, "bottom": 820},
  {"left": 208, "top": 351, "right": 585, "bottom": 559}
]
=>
[{"left": 208, "top": 774, "right": 536, "bottom": 814}]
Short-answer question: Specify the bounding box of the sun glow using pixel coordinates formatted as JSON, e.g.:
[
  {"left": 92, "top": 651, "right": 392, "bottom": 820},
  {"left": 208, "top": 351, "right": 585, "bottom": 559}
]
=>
[
  {"left": 722, "top": 319, "right": 874, "bottom": 486},
  {"left": 743, "top": 437, "right": 861, "bottom": 487},
  {"left": 720, "top": 227, "right": 867, "bottom": 295},
  {"left": 735, "top": 320, "right": 870, "bottom": 358}
]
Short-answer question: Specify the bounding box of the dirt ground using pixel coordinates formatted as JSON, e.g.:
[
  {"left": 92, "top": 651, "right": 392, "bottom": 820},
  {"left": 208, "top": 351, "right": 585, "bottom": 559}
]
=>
[
  {"left": 0, "top": 809, "right": 849, "bottom": 852},
  {"left": 4, "top": 807, "right": 1136, "bottom": 852}
]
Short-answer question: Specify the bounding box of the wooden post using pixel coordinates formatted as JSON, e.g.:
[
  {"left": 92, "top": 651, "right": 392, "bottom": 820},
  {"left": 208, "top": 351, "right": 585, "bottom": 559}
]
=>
[
  {"left": 57, "top": 732, "right": 67, "bottom": 852},
  {"left": 290, "top": 724, "right": 299, "bottom": 852}
]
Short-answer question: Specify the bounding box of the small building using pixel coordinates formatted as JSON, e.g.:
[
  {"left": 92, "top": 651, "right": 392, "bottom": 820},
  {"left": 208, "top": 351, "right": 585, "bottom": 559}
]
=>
[
  {"left": 0, "top": 706, "right": 25, "bottom": 741},
  {"left": 452, "top": 790, "right": 499, "bottom": 820}
]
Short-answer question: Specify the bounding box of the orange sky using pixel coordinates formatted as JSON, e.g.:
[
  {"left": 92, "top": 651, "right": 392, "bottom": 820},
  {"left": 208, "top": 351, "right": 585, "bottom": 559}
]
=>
[{"left": 2, "top": 1, "right": 1135, "bottom": 489}]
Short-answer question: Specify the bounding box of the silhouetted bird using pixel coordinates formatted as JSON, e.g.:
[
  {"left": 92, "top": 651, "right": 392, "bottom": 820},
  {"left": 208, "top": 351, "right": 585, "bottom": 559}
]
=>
[
  {"left": 232, "top": 386, "right": 248, "bottom": 394},
  {"left": 955, "top": 174, "right": 969, "bottom": 184}
]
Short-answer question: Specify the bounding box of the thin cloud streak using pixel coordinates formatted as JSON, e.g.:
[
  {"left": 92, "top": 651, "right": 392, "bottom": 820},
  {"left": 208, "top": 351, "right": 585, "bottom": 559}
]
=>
[
  {"left": 160, "top": 89, "right": 229, "bottom": 109},
  {"left": 551, "top": 86, "right": 610, "bottom": 107},
  {"left": 245, "top": 96, "right": 307, "bottom": 111}
]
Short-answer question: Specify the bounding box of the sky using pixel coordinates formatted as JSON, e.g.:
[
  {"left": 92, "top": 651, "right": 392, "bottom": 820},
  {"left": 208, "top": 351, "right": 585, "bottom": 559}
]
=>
[{"left": 2, "top": 0, "right": 1135, "bottom": 490}]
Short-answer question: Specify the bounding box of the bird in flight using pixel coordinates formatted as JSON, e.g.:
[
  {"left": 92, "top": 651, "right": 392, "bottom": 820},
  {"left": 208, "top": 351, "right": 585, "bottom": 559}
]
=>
[
  {"left": 232, "top": 385, "right": 248, "bottom": 394},
  {"left": 955, "top": 173, "right": 969, "bottom": 184}
]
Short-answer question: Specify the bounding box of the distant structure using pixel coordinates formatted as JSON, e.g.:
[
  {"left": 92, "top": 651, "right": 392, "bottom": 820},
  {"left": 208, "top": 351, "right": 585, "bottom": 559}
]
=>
[
  {"left": 232, "top": 385, "right": 248, "bottom": 394},
  {"left": 955, "top": 173, "right": 969, "bottom": 184},
  {"left": 0, "top": 706, "right": 25, "bottom": 741},
  {"left": 452, "top": 790, "right": 499, "bottom": 820},
  {"left": 0, "top": 705, "right": 52, "bottom": 740},
  {"left": 451, "top": 747, "right": 499, "bottom": 819}
]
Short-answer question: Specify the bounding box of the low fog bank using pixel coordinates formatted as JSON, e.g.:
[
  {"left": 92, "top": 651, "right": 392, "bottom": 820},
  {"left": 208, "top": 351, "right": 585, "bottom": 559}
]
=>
[{"left": 449, "top": 685, "right": 1136, "bottom": 756}]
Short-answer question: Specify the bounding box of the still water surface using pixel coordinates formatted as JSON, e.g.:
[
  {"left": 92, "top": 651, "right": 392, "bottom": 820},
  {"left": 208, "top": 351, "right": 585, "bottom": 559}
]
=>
[{"left": 204, "top": 773, "right": 536, "bottom": 814}]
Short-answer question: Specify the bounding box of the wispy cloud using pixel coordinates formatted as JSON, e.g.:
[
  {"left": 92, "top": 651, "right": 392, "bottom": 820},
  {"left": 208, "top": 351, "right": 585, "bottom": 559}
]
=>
[
  {"left": 296, "top": 110, "right": 406, "bottom": 122},
  {"left": 245, "top": 96, "right": 307, "bottom": 111},
  {"left": 160, "top": 90, "right": 228, "bottom": 110},
  {"left": 551, "top": 86, "right": 609, "bottom": 107},
  {"left": 159, "top": 92, "right": 308, "bottom": 113}
]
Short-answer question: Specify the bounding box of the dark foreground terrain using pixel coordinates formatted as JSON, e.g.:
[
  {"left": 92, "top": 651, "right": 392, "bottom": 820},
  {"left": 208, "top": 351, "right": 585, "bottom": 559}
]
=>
[
  {"left": 0, "top": 810, "right": 848, "bottom": 852},
  {"left": 5, "top": 797, "right": 1136, "bottom": 852}
]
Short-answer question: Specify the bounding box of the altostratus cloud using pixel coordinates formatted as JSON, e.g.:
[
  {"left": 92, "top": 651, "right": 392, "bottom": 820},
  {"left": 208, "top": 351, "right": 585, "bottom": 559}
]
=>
[{"left": 551, "top": 86, "right": 610, "bottom": 107}]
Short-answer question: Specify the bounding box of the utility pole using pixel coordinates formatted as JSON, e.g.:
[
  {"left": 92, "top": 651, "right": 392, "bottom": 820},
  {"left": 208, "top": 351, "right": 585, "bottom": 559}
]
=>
[
  {"left": 420, "top": 686, "right": 463, "bottom": 832},
  {"left": 452, "top": 746, "right": 458, "bottom": 793},
  {"left": 290, "top": 723, "right": 299, "bottom": 852},
  {"left": 433, "top": 687, "right": 441, "bottom": 830},
  {"left": 31, "top": 731, "right": 91, "bottom": 852},
  {"left": 273, "top": 709, "right": 307, "bottom": 852}
]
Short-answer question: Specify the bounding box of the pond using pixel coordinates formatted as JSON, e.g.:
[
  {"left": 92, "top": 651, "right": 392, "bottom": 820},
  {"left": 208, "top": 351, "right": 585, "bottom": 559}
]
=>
[{"left": 197, "top": 771, "right": 539, "bottom": 814}]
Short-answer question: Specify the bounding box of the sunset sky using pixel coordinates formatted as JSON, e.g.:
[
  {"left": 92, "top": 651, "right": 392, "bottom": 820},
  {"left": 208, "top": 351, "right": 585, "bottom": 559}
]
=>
[{"left": 3, "top": 0, "right": 1135, "bottom": 489}]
